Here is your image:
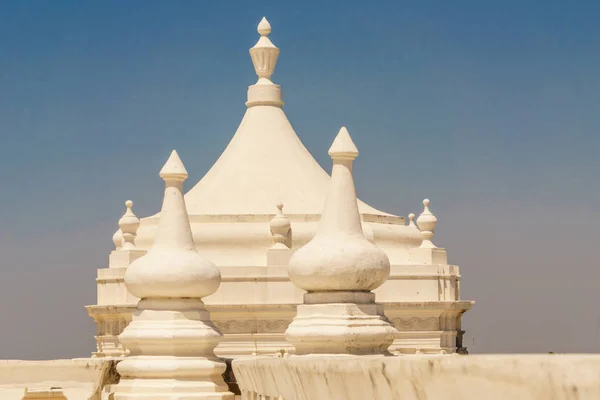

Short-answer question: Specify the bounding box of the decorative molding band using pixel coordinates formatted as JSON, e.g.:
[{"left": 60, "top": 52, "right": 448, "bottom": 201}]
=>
[
  {"left": 140, "top": 213, "right": 405, "bottom": 225},
  {"left": 213, "top": 319, "right": 291, "bottom": 334},
  {"left": 390, "top": 316, "right": 440, "bottom": 331}
]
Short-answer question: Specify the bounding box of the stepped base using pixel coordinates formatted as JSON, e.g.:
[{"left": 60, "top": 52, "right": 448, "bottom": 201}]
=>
[
  {"left": 114, "top": 299, "right": 234, "bottom": 400},
  {"left": 115, "top": 378, "right": 233, "bottom": 400},
  {"left": 285, "top": 300, "right": 398, "bottom": 355}
]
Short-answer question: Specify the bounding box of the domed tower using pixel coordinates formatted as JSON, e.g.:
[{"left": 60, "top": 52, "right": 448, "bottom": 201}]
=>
[{"left": 86, "top": 17, "right": 473, "bottom": 358}]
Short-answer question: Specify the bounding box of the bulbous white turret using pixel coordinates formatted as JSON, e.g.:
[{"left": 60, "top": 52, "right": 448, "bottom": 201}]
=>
[
  {"left": 288, "top": 127, "right": 390, "bottom": 292},
  {"left": 124, "top": 150, "right": 221, "bottom": 299}
]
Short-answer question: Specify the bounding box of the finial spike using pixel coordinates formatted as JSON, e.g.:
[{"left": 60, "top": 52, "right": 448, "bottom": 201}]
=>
[
  {"left": 118, "top": 200, "right": 140, "bottom": 250},
  {"left": 159, "top": 150, "right": 188, "bottom": 181},
  {"left": 416, "top": 198, "right": 438, "bottom": 248},
  {"left": 328, "top": 126, "right": 359, "bottom": 160},
  {"left": 257, "top": 17, "right": 271, "bottom": 36}
]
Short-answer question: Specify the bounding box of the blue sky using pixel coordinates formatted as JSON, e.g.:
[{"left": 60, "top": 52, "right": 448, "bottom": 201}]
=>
[{"left": 0, "top": 1, "right": 598, "bottom": 358}]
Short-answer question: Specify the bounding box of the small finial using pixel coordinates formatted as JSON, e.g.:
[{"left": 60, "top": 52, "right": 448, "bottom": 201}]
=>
[
  {"left": 159, "top": 150, "right": 188, "bottom": 182},
  {"left": 408, "top": 213, "right": 416, "bottom": 228},
  {"left": 270, "top": 202, "right": 291, "bottom": 249},
  {"left": 329, "top": 126, "right": 359, "bottom": 160},
  {"left": 257, "top": 17, "right": 271, "bottom": 36},
  {"left": 416, "top": 198, "right": 438, "bottom": 248},
  {"left": 249, "top": 16, "right": 280, "bottom": 84},
  {"left": 119, "top": 200, "right": 140, "bottom": 250},
  {"left": 112, "top": 229, "right": 123, "bottom": 250}
]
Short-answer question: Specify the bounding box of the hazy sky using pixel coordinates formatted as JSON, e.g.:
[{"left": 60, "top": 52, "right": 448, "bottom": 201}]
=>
[{"left": 0, "top": 1, "right": 598, "bottom": 359}]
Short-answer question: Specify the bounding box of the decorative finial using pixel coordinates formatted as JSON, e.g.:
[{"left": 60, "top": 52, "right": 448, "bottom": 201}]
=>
[
  {"left": 249, "top": 16, "right": 280, "bottom": 84},
  {"left": 124, "top": 150, "right": 220, "bottom": 298},
  {"left": 270, "top": 202, "right": 290, "bottom": 249},
  {"left": 416, "top": 198, "right": 438, "bottom": 248},
  {"left": 118, "top": 200, "right": 140, "bottom": 250},
  {"left": 408, "top": 213, "right": 417, "bottom": 228},
  {"left": 159, "top": 150, "right": 188, "bottom": 181},
  {"left": 116, "top": 151, "right": 230, "bottom": 399},
  {"left": 328, "top": 126, "right": 359, "bottom": 160},
  {"left": 257, "top": 17, "right": 271, "bottom": 36},
  {"left": 285, "top": 126, "right": 398, "bottom": 355},
  {"left": 112, "top": 229, "right": 123, "bottom": 250},
  {"left": 289, "top": 127, "right": 384, "bottom": 288}
]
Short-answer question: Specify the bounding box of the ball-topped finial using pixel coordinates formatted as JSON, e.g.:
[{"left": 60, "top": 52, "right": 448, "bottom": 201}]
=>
[
  {"left": 416, "top": 198, "right": 438, "bottom": 248},
  {"left": 270, "top": 202, "right": 290, "bottom": 249},
  {"left": 408, "top": 213, "right": 417, "bottom": 228},
  {"left": 257, "top": 17, "right": 271, "bottom": 36},
  {"left": 118, "top": 200, "right": 140, "bottom": 250}
]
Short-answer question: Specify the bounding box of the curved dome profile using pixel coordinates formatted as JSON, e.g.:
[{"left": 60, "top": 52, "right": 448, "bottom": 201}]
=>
[{"left": 133, "top": 18, "right": 420, "bottom": 266}]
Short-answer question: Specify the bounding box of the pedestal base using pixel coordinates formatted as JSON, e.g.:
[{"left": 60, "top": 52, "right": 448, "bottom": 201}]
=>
[
  {"left": 285, "top": 295, "right": 398, "bottom": 355},
  {"left": 115, "top": 377, "right": 233, "bottom": 400},
  {"left": 114, "top": 298, "right": 233, "bottom": 400}
]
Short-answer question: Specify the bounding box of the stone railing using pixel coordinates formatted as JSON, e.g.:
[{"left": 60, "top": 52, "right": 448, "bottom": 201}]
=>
[
  {"left": 0, "top": 358, "right": 118, "bottom": 400},
  {"left": 232, "top": 354, "right": 600, "bottom": 400}
]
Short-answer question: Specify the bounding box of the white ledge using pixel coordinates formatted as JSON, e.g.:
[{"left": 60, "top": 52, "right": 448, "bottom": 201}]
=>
[{"left": 233, "top": 354, "right": 600, "bottom": 400}]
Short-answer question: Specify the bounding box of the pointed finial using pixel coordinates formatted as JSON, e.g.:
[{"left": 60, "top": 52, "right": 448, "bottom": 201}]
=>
[
  {"left": 416, "top": 198, "right": 438, "bottom": 248},
  {"left": 288, "top": 126, "right": 389, "bottom": 291},
  {"left": 257, "top": 17, "right": 271, "bottom": 36},
  {"left": 408, "top": 213, "right": 417, "bottom": 228},
  {"left": 328, "top": 127, "right": 359, "bottom": 160},
  {"left": 270, "top": 202, "right": 291, "bottom": 249},
  {"left": 112, "top": 229, "right": 123, "bottom": 250},
  {"left": 159, "top": 150, "right": 188, "bottom": 181},
  {"left": 249, "top": 16, "right": 280, "bottom": 84},
  {"left": 124, "top": 151, "right": 220, "bottom": 299},
  {"left": 285, "top": 126, "right": 397, "bottom": 355},
  {"left": 118, "top": 200, "right": 140, "bottom": 250}
]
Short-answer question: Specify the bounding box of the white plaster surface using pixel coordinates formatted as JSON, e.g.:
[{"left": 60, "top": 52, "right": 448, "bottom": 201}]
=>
[
  {"left": 0, "top": 358, "right": 115, "bottom": 400},
  {"left": 233, "top": 354, "right": 600, "bottom": 400},
  {"left": 87, "top": 16, "right": 472, "bottom": 359},
  {"left": 285, "top": 127, "right": 398, "bottom": 355},
  {"left": 114, "top": 150, "right": 232, "bottom": 399}
]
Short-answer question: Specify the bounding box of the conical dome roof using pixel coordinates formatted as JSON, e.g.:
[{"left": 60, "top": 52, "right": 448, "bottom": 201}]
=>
[
  {"left": 133, "top": 18, "right": 420, "bottom": 267},
  {"left": 182, "top": 19, "right": 388, "bottom": 217}
]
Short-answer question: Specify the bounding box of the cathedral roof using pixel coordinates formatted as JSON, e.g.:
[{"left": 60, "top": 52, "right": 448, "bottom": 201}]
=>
[{"left": 180, "top": 17, "right": 393, "bottom": 218}]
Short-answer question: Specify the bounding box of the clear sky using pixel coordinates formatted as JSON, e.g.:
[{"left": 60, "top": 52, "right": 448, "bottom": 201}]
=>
[{"left": 0, "top": 1, "right": 598, "bottom": 359}]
